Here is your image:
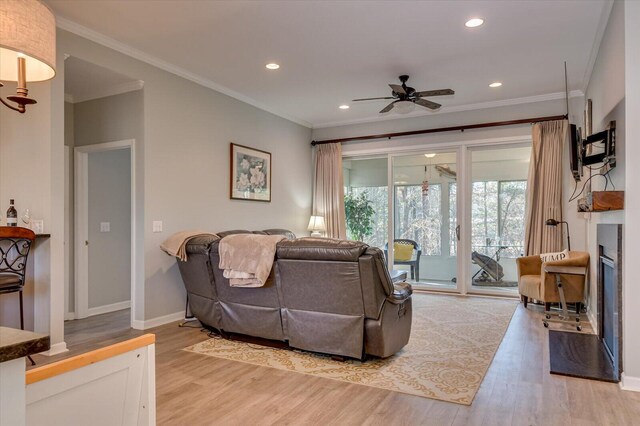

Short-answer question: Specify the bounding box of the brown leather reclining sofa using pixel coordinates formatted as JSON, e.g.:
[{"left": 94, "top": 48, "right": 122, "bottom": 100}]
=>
[{"left": 177, "top": 229, "right": 413, "bottom": 359}]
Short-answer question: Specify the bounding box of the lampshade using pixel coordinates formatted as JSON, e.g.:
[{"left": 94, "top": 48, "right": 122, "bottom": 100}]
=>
[
  {"left": 307, "top": 216, "right": 326, "bottom": 231},
  {"left": 394, "top": 101, "right": 415, "bottom": 114},
  {"left": 0, "top": 0, "right": 57, "bottom": 82}
]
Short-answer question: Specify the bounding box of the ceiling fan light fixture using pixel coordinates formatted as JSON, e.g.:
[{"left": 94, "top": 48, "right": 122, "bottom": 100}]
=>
[
  {"left": 339, "top": 104, "right": 350, "bottom": 110},
  {"left": 265, "top": 63, "right": 280, "bottom": 70},
  {"left": 394, "top": 101, "right": 415, "bottom": 114},
  {"left": 465, "top": 18, "right": 484, "bottom": 28},
  {"left": 489, "top": 82, "right": 503, "bottom": 88}
]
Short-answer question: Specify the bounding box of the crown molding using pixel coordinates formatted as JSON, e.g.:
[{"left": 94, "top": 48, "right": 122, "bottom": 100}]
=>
[
  {"left": 313, "top": 90, "right": 584, "bottom": 129},
  {"left": 65, "top": 80, "right": 144, "bottom": 104},
  {"left": 55, "top": 17, "right": 313, "bottom": 128},
  {"left": 56, "top": 16, "right": 588, "bottom": 131},
  {"left": 581, "top": 0, "right": 614, "bottom": 94}
]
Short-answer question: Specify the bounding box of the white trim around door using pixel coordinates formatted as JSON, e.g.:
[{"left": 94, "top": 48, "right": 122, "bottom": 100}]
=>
[{"left": 74, "top": 139, "right": 137, "bottom": 323}]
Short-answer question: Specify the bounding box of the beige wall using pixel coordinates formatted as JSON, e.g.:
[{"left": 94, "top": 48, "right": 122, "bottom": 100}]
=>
[
  {"left": 623, "top": 0, "right": 640, "bottom": 385},
  {"left": 58, "top": 29, "right": 313, "bottom": 324},
  {"left": 581, "top": 0, "right": 626, "bottom": 334},
  {"left": 74, "top": 90, "right": 144, "bottom": 147},
  {"left": 0, "top": 82, "right": 53, "bottom": 331}
]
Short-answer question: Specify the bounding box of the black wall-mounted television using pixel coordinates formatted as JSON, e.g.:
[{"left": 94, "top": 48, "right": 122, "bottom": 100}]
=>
[
  {"left": 583, "top": 121, "right": 616, "bottom": 168},
  {"left": 569, "top": 124, "right": 583, "bottom": 181}
]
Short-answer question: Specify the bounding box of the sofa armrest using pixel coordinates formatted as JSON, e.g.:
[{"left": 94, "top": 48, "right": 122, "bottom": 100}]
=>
[
  {"left": 387, "top": 282, "right": 412, "bottom": 304},
  {"left": 185, "top": 235, "right": 220, "bottom": 255},
  {"left": 516, "top": 255, "right": 542, "bottom": 277}
]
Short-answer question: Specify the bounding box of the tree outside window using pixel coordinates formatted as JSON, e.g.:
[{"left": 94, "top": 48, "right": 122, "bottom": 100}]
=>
[{"left": 394, "top": 185, "right": 441, "bottom": 256}]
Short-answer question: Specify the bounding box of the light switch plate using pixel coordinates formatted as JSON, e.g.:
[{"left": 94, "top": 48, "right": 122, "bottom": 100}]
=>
[
  {"left": 100, "top": 222, "right": 110, "bottom": 232},
  {"left": 152, "top": 220, "right": 163, "bottom": 233}
]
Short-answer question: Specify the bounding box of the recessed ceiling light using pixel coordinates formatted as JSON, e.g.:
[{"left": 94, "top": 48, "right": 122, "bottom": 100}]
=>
[
  {"left": 339, "top": 105, "right": 350, "bottom": 110},
  {"left": 489, "top": 82, "right": 502, "bottom": 88},
  {"left": 265, "top": 63, "right": 280, "bottom": 70},
  {"left": 424, "top": 153, "right": 437, "bottom": 158},
  {"left": 465, "top": 18, "right": 484, "bottom": 28}
]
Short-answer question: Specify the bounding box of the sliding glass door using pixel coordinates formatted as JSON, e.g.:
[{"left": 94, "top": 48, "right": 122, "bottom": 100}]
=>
[
  {"left": 467, "top": 146, "right": 531, "bottom": 295},
  {"left": 343, "top": 141, "right": 530, "bottom": 297},
  {"left": 391, "top": 151, "right": 459, "bottom": 290}
]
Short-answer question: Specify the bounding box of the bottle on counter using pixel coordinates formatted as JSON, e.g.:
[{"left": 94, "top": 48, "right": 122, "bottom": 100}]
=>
[{"left": 6, "top": 199, "right": 17, "bottom": 226}]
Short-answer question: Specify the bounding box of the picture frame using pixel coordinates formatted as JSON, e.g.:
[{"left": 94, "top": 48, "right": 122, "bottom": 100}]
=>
[{"left": 230, "top": 143, "right": 272, "bottom": 202}]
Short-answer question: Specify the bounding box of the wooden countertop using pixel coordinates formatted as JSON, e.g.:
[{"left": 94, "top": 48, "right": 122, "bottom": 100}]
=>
[{"left": 0, "top": 327, "right": 50, "bottom": 363}]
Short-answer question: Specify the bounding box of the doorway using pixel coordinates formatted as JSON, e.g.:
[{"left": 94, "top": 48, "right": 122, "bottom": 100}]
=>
[{"left": 74, "top": 140, "right": 136, "bottom": 320}]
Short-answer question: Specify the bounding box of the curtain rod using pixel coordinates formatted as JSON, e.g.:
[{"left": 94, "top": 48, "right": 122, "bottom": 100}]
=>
[{"left": 310, "top": 114, "right": 568, "bottom": 146}]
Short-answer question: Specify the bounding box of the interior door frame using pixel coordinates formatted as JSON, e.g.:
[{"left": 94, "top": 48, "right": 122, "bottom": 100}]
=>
[
  {"left": 74, "top": 139, "right": 136, "bottom": 321},
  {"left": 344, "top": 135, "right": 531, "bottom": 296}
]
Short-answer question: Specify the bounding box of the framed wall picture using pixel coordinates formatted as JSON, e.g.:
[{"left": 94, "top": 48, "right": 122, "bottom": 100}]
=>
[{"left": 230, "top": 143, "right": 272, "bottom": 202}]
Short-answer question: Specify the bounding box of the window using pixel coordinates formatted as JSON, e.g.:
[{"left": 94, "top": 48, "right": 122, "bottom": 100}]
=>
[
  {"left": 394, "top": 184, "right": 442, "bottom": 256},
  {"left": 449, "top": 180, "right": 526, "bottom": 258},
  {"left": 349, "top": 186, "right": 388, "bottom": 248}
]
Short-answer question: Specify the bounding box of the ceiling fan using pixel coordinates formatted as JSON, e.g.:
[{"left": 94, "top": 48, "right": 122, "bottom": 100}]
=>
[{"left": 353, "top": 75, "right": 454, "bottom": 114}]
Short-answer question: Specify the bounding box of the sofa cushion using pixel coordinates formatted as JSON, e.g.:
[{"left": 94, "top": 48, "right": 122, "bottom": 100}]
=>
[
  {"left": 393, "top": 242, "right": 414, "bottom": 261},
  {"left": 276, "top": 237, "right": 368, "bottom": 262}
]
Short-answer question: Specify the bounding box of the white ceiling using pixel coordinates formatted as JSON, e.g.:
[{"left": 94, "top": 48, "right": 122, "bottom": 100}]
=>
[
  {"left": 47, "top": 0, "right": 611, "bottom": 128},
  {"left": 64, "top": 56, "right": 141, "bottom": 103}
]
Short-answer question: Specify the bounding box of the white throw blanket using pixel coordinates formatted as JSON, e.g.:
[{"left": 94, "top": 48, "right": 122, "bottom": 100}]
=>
[
  {"left": 160, "top": 230, "right": 218, "bottom": 262},
  {"left": 218, "top": 234, "right": 285, "bottom": 287}
]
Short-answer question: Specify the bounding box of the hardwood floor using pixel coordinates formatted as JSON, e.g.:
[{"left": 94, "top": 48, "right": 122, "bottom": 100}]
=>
[{"left": 29, "top": 300, "right": 640, "bottom": 425}]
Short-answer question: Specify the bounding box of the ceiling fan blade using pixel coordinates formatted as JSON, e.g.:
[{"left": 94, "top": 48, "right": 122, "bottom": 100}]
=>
[
  {"left": 389, "top": 84, "right": 406, "bottom": 95},
  {"left": 379, "top": 101, "right": 397, "bottom": 113},
  {"left": 352, "top": 96, "right": 396, "bottom": 102},
  {"left": 417, "top": 89, "right": 455, "bottom": 97},
  {"left": 415, "top": 98, "right": 441, "bottom": 110}
]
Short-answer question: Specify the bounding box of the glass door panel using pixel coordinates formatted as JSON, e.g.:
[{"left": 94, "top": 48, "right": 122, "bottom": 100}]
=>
[
  {"left": 468, "top": 146, "right": 531, "bottom": 294},
  {"left": 392, "top": 151, "right": 458, "bottom": 290},
  {"left": 343, "top": 157, "right": 388, "bottom": 250}
]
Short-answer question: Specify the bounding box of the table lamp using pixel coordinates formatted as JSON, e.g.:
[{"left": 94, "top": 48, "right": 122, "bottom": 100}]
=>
[{"left": 307, "top": 216, "right": 326, "bottom": 237}]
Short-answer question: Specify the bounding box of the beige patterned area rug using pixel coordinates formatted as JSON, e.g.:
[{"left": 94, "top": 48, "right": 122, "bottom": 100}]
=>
[{"left": 184, "top": 293, "right": 517, "bottom": 405}]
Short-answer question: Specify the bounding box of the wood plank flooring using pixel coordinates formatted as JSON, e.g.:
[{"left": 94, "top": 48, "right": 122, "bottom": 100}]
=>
[{"left": 29, "top": 300, "right": 640, "bottom": 425}]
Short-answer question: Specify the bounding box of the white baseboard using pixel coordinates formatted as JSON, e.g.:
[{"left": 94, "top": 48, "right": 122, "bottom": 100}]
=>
[
  {"left": 87, "top": 300, "right": 131, "bottom": 317},
  {"left": 131, "top": 311, "right": 184, "bottom": 330},
  {"left": 64, "top": 311, "right": 75, "bottom": 321},
  {"left": 586, "top": 307, "right": 598, "bottom": 333},
  {"left": 41, "top": 342, "right": 69, "bottom": 357},
  {"left": 621, "top": 373, "right": 640, "bottom": 392}
]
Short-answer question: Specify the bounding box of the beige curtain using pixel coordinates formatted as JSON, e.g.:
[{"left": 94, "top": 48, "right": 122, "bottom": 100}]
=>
[
  {"left": 313, "top": 143, "right": 347, "bottom": 239},
  {"left": 524, "top": 119, "right": 567, "bottom": 255}
]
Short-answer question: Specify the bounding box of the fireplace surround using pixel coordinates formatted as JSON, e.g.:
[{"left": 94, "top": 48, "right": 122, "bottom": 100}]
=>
[{"left": 597, "top": 224, "right": 623, "bottom": 380}]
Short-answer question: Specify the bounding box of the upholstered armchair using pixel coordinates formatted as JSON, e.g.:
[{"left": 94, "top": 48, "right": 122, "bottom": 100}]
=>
[{"left": 516, "top": 251, "right": 590, "bottom": 312}]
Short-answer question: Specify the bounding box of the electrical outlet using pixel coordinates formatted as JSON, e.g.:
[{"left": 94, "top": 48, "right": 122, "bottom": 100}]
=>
[
  {"left": 152, "top": 221, "right": 163, "bottom": 233},
  {"left": 100, "top": 222, "right": 110, "bottom": 232}
]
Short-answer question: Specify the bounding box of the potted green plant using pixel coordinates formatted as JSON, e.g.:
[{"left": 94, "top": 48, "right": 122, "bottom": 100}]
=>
[{"left": 344, "top": 192, "right": 374, "bottom": 242}]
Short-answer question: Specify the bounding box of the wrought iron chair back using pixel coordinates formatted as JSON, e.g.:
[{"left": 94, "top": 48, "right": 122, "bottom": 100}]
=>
[{"left": 0, "top": 227, "right": 36, "bottom": 293}]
